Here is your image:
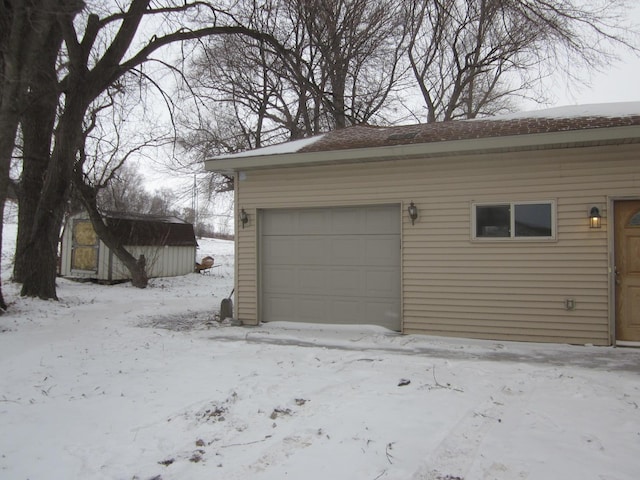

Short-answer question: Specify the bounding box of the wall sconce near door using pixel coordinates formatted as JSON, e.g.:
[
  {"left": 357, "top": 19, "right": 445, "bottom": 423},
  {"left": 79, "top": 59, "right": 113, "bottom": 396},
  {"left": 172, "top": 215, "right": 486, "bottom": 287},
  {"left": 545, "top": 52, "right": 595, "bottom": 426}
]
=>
[
  {"left": 240, "top": 208, "right": 249, "bottom": 229},
  {"left": 408, "top": 201, "right": 418, "bottom": 225},
  {"left": 589, "top": 206, "right": 602, "bottom": 229}
]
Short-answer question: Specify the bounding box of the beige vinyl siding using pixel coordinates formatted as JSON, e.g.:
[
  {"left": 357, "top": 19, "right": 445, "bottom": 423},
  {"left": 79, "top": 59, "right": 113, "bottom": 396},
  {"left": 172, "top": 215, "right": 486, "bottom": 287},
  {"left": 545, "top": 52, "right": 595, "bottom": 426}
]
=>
[
  {"left": 235, "top": 143, "right": 640, "bottom": 344},
  {"left": 237, "top": 233, "right": 258, "bottom": 322}
]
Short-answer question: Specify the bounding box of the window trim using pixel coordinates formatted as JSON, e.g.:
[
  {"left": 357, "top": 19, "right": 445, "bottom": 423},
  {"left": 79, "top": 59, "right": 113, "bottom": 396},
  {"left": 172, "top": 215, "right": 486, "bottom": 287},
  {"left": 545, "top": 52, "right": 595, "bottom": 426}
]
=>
[{"left": 471, "top": 200, "right": 557, "bottom": 241}]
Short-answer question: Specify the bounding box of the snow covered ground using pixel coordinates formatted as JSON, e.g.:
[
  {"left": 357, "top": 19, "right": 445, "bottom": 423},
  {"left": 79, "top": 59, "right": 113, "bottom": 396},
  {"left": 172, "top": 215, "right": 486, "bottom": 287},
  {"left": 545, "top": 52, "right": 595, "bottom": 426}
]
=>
[{"left": 1, "top": 222, "right": 639, "bottom": 480}]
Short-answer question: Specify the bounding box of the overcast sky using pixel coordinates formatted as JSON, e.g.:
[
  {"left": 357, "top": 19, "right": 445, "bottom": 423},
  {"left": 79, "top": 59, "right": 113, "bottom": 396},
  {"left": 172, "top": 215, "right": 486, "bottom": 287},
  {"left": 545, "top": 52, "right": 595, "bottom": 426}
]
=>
[
  {"left": 539, "top": 2, "right": 640, "bottom": 108},
  {"left": 549, "top": 53, "right": 640, "bottom": 107}
]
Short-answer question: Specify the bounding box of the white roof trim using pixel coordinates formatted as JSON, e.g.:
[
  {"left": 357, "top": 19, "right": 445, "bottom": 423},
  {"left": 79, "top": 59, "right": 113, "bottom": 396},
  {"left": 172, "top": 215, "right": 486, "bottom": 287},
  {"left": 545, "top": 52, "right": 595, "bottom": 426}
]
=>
[{"left": 204, "top": 124, "right": 640, "bottom": 173}]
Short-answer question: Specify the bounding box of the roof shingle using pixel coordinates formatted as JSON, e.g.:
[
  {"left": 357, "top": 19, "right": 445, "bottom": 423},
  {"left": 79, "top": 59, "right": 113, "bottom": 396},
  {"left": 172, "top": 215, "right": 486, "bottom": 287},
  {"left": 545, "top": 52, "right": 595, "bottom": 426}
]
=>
[{"left": 297, "top": 115, "right": 640, "bottom": 154}]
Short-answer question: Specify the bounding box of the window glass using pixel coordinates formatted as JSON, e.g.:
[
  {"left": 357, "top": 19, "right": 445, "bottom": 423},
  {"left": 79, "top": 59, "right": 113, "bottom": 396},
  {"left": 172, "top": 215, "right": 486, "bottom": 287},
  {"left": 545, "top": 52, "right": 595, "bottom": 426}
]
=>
[
  {"left": 476, "top": 205, "right": 510, "bottom": 237},
  {"left": 629, "top": 211, "right": 640, "bottom": 226},
  {"left": 514, "top": 203, "right": 552, "bottom": 237},
  {"left": 473, "top": 201, "right": 555, "bottom": 240}
]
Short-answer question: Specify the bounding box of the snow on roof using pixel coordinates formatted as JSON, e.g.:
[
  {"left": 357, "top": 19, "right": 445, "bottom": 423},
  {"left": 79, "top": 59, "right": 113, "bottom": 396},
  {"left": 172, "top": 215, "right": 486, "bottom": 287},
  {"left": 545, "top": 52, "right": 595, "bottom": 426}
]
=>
[
  {"left": 206, "top": 102, "right": 640, "bottom": 165},
  {"left": 487, "top": 102, "right": 640, "bottom": 120},
  {"left": 216, "top": 134, "right": 326, "bottom": 159}
]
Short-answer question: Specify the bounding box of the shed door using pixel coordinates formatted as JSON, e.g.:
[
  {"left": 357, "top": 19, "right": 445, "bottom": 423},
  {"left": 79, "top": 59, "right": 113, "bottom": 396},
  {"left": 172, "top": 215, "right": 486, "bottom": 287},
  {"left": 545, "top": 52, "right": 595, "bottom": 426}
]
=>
[
  {"left": 71, "top": 219, "right": 99, "bottom": 272},
  {"left": 615, "top": 200, "right": 640, "bottom": 342},
  {"left": 260, "top": 205, "right": 401, "bottom": 330}
]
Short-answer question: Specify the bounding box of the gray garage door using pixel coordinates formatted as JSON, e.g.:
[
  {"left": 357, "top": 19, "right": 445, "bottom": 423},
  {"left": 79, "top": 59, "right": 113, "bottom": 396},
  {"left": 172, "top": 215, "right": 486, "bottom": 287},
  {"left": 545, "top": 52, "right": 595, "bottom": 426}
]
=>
[{"left": 260, "top": 205, "right": 401, "bottom": 330}]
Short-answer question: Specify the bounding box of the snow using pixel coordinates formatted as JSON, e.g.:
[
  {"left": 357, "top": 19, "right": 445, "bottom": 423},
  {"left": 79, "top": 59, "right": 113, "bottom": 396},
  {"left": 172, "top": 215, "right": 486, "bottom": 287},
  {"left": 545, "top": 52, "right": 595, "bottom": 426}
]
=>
[
  {"left": 1, "top": 222, "right": 640, "bottom": 480},
  {"left": 487, "top": 101, "right": 640, "bottom": 121},
  {"left": 215, "top": 135, "right": 326, "bottom": 160}
]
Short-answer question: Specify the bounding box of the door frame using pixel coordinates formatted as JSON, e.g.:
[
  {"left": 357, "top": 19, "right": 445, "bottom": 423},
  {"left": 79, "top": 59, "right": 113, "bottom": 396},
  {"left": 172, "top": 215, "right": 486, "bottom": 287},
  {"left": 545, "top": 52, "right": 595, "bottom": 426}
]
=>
[{"left": 609, "top": 196, "right": 640, "bottom": 346}]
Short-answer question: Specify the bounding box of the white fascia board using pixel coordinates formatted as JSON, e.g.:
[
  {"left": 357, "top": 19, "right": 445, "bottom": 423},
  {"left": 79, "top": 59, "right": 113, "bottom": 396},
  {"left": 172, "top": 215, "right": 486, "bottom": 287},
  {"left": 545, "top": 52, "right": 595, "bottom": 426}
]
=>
[{"left": 203, "top": 125, "right": 640, "bottom": 173}]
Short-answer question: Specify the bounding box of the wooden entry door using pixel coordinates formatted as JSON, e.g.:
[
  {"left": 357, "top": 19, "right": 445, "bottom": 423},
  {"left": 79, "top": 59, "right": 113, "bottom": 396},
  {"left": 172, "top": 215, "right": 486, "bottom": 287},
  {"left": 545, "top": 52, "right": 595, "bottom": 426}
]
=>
[{"left": 615, "top": 200, "right": 640, "bottom": 342}]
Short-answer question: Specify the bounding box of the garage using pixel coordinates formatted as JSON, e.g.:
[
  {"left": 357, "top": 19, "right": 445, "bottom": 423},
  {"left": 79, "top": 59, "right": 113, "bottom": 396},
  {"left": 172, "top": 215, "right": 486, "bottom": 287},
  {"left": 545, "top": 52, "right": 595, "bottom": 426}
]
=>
[{"left": 260, "top": 205, "right": 401, "bottom": 330}]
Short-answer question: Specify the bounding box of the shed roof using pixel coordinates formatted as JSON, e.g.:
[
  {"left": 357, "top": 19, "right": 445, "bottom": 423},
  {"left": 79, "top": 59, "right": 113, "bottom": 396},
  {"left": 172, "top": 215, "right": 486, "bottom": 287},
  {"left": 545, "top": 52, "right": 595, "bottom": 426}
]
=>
[
  {"left": 204, "top": 102, "right": 640, "bottom": 173},
  {"left": 102, "top": 212, "right": 197, "bottom": 247}
]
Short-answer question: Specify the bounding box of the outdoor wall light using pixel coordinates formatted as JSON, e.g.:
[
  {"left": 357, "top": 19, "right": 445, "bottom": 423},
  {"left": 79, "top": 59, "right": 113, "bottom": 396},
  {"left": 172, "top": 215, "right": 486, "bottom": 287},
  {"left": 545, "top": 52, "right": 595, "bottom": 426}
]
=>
[
  {"left": 589, "top": 206, "right": 602, "bottom": 229},
  {"left": 240, "top": 208, "right": 249, "bottom": 229},
  {"left": 408, "top": 201, "right": 418, "bottom": 225}
]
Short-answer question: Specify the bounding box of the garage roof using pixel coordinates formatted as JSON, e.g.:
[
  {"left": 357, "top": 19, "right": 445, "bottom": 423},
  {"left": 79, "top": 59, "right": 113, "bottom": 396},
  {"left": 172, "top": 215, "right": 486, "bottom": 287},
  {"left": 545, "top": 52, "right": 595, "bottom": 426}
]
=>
[{"left": 204, "top": 102, "right": 640, "bottom": 173}]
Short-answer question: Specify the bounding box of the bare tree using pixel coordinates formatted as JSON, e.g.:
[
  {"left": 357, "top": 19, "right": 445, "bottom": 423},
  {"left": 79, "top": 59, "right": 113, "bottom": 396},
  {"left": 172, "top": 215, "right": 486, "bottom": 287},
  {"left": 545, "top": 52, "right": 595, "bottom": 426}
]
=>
[
  {"left": 74, "top": 70, "right": 223, "bottom": 287},
  {"left": 291, "top": 0, "right": 408, "bottom": 129},
  {"left": 175, "top": 0, "right": 408, "bottom": 212},
  {"left": 10, "top": 0, "right": 290, "bottom": 299},
  {"left": 404, "top": 0, "right": 637, "bottom": 122},
  {"left": 75, "top": 69, "right": 181, "bottom": 218},
  {"left": 0, "top": 0, "right": 81, "bottom": 309},
  {"left": 181, "top": 0, "right": 407, "bottom": 153},
  {"left": 12, "top": 21, "right": 62, "bottom": 284},
  {"left": 96, "top": 162, "right": 151, "bottom": 213}
]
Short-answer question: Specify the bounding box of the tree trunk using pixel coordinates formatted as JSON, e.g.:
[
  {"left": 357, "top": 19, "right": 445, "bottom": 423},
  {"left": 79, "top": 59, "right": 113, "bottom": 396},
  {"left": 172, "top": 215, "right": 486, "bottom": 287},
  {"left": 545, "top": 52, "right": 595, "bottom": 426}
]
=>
[
  {"left": 132, "top": 255, "right": 148, "bottom": 289},
  {"left": 0, "top": 202, "right": 7, "bottom": 311},
  {"left": 3, "top": 0, "right": 76, "bottom": 302},
  {"left": 0, "top": 0, "right": 28, "bottom": 310},
  {"left": 13, "top": 23, "right": 60, "bottom": 283},
  {"left": 20, "top": 96, "right": 86, "bottom": 299},
  {"left": 13, "top": 153, "right": 48, "bottom": 283},
  {"left": 331, "top": 73, "right": 347, "bottom": 129},
  {"left": 18, "top": 208, "right": 64, "bottom": 300},
  {"left": 0, "top": 107, "right": 19, "bottom": 310}
]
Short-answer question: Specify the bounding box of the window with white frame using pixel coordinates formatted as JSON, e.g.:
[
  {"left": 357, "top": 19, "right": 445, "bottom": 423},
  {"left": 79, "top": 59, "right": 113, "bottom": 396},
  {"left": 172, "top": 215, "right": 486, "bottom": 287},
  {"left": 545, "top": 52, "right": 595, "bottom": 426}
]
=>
[{"left": 472, "top": 201, "right": 555, "bottom": 240}]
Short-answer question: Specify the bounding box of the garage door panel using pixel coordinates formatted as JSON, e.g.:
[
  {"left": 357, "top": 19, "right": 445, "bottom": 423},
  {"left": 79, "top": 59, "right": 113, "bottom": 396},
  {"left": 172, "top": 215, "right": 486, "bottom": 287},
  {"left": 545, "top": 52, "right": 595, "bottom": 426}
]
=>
[
  {"left": 297, "top": 237, "right": 329, "bottom": 264},
  {"left": 299, "top": 210, "right": 329, "bottom": 234},
  {"left": 365, "top": 206, "right": 400, "bottom": 234},
  {"left": 330, "top": 208, "right": 364, "bottom": 234},
  {"left": 365, "top": 300, "right": 401, "bottom": 330},
  {"left": 265, "top": 293, "right": 399, "bottom": 328},
  {"left": 264, "top": 265, "right": 368, "bottom": 296},
  {"left": 330, "top": 268, "right": 364, "bottom": 296},
  {"left": 297, "top": 267, "right": 329, "bottom": 293},
  {"left": 364, "top": 236, "right": 400, "bottom": 266},
  {"left": 263, "top": 205, "right": 399, "bottom": 235},
  {"left": 365, "top": 268, "right": 401, "bottom": 297},
  {"left": 262, "top": 237, "right": 296, "bottom": 265},
  {"left": 331, "top": 236, "right": 365, "bottom": 265},
  {"left": 332, "top": 235, "right": 400, "bottom": 266},
  {"left": 264, "top": 295, "right": 328, "bottom": 323},
  {"left": 262, "top": 266, "right": 298, "bottom": 293},
  {"left": 263, "top": 295, "right": 295, "bottom": 320},
  {"left": 265, "top": 236, "right": 330, "bottom": 265},
  {"left": 330, "top": 298, "right": 364, "bottom": 320},
  {"left": 262, "top": 210, "right": 297, "bottom": 235},
  {"left": 260, "top": 205, "right": 400, "bottom": 330},
  {"left": 297, "top": 297, "right": 328, "bottom": 321}
]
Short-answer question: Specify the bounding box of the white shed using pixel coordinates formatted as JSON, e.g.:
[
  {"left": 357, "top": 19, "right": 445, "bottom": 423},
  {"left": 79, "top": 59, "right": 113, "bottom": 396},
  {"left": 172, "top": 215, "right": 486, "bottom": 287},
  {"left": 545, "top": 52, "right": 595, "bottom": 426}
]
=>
[{"left": 60, "top": 211, "right": 197, "bottom": 282}]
